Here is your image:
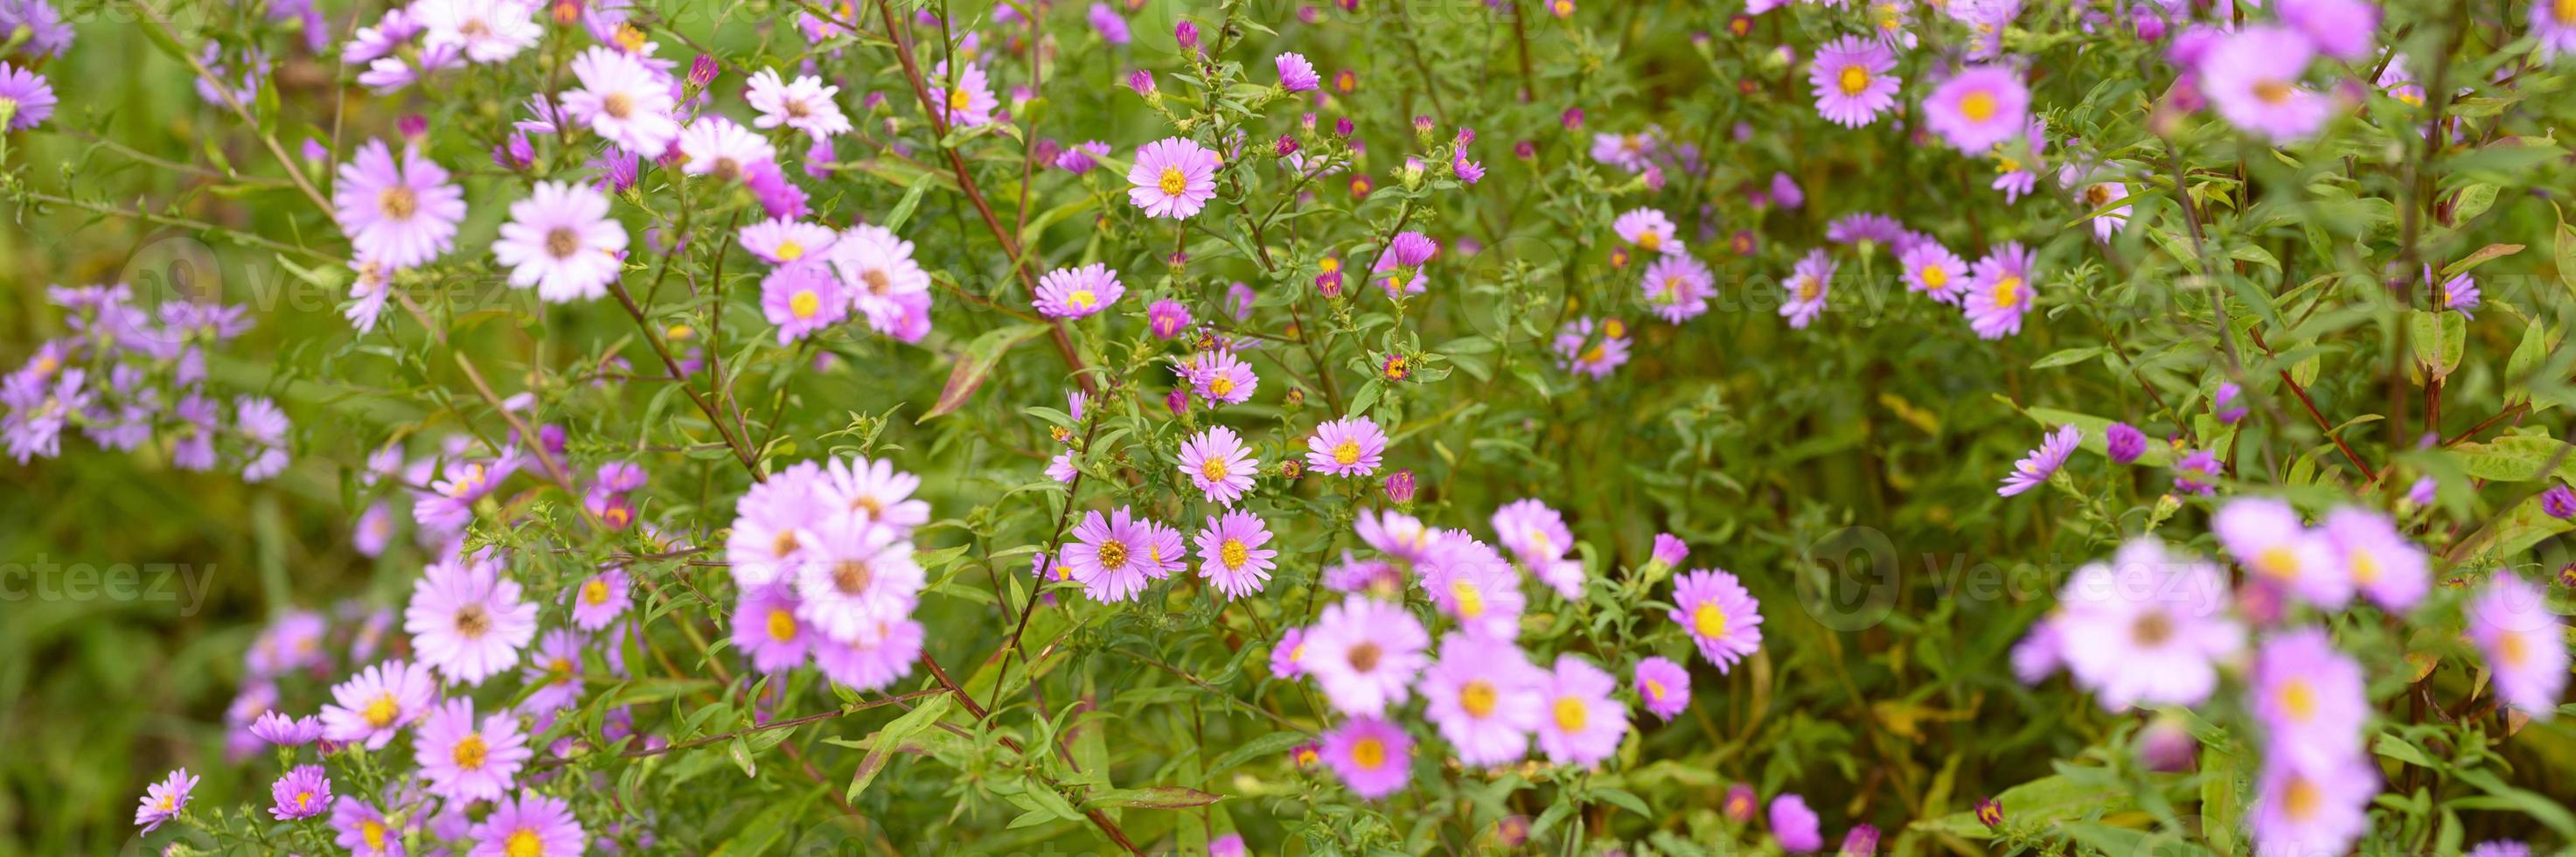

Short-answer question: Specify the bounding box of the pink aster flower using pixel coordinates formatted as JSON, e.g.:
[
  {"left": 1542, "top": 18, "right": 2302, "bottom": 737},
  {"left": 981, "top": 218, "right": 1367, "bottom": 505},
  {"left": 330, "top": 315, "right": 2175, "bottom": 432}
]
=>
[
  {"left": 2251, "top": 751, "right": 2378, "bottom": 857},
  {"left": 416, "top": 0, "right": 538, "bottom": 63},
  {"left": 1535, "top": 654, "right": 1627, "bottom": 766},
  {"left": 471, "top": 791, "right": 585, "bottom": 857},
  {"left": 2054, "top": 538, "right": 2245, "bottom": 710},
  {"left": 928, "top": 61, "right": 999, "bottom": 128},
  {"left": 1612, "top": 207, "right": 1682, "bottom": 254},
  {"left": 816, "top": 614, "right": 924, "bottom": 691},
  {"left": 404, "top": 554, "right": 539, "bottom": 685},
  {"left": 268, "top": 763, "right": 333, "bottom": 820},
  {"left": 1322, "top": 715, "right": 1413, "bottom": 799},
  {"left": 1180, "top": 350, "right": 1259, "bottom": 406},
  {"left": 250, "top": 710, "right": 322, "bottom": 747},
  {"left": 1065, "top": 506, "right": 1171, "bottom": 602},
  {"left": 676, "top": 115, "right": 777, "bottom": 181},
  {"left": 1179, "top": 425, "right": 1259, "bottom": 506},
  {"left": 2468, "top": 573, "right": 2568, "bottom": 719},
  {"left": 1672, "top": 568, "right": 1764, "bottom": 671},
  {"left": 745, "top": 68, "right": 851, "bottom": 140},
  {"left": 1195, "top": 511, "right": 1279, "bottom": 598},
  {"left": 1998, "top": 424, "right": 2079, "bottom": 496},
  {"left": 2200, "top": 26, "right": 2330, "bottom": 143},
  {"left": 2537, "top": 0, "right": 2576, "bottom": 61},
  {"left": 1147, "top": 299, "right": 1192, "bottom": 338},
  {"left": 414, "top": 696, "right": 531, "bottom": 804},
  {"left": 761, "top": 262, "right": 846, "bottom": 344},
  {"left": 135, "top": 769, "right": 198, "bottom": 833},
  {"left": 2214, "top": 498, "right": 2350, "bottom": 609},
  {"left": 332, "top": 798, "right": 402, "bottom": 857},
  {"left": 493, "top": 180, "right": 628, "bottom": 303},
  {"left": 2280, "top": 0, "right": 2379, "bottom": 62},
  {"left": 819, "top": 455, "right": 930, "bottom": 533},
  {"left": 1424, "top": 540, "right": 1526, "bottom": 640},
  {"left": 569, "top": 568, "right": 631, "bottom": 630},
  {"left": 1490, "top": 498, "right": 1573, "bottom": 575},
  {"left": 1306, "top": 415, "right": 1388, "bottom": 477},
  {"left": 1780, "top": 249, "right": 1834, "bottom": 329},
  {"left": 1046, "top": 449, "right": 1078, "bottom": 483},
  {"left": 1962, "top": 240, "right": 2036, "bottom": 339},
  {"left": 1922, "top": 65, "right": 2029, "bottom": 151},
  {"left": 333, "top": 141, "right": 467, "bottom": 269},
  {"left": 2250, "top": 627, "right": 2367, "bottom": 770},
  {"left": 1771, "top": 794, "right": 1825, "bottom": 853},
  {"left": 1809, "top": 35, "right": 1900, "bottom": 127},
  {"left": 828, "top": 224, "right": 932, "bottom": 332},
  {"left": 790, "top": 516, "right": 922, "bottom": 644},
  {"left": 1589, "top": 128, "right": 1660, "bottom": 172},
  {"left": 1126, "top": 136, "right": 1222, "bottom": 219},
  {"left": 732, "top": 583, "right": 811, "bottom": 674},
  {"left": 1034, "top": 263, "right": 1125, "bottom": 318},
  {"left": 0, "top": 62, "right": 58, "bottom": 132},
  {"left": 1420, "top": 633, "right": 1542, "bottom": 765},
  {"left": 1303, "top": 594, "right": 1431, "bottom": 716},
  {"left": 1276, "top": 52, "right": 1319, "bottom": 91},
  {"left": 2322, "top": 507, "right": 2427, "bottom": 612},
  {"left": 1555, "top": 317, "right": 1631, "bottom": 379},
  {"left": 1900, "top": 240, "right": 1968, "bottom": 304},
  {"left": 517, "top": 629, "right": 586, "bottom": 715},
  {"left": 320, "top": 658, "right": 437, "bottom": 749},
  {"left": 1634, "top": 656, "right": 1692, "bottom": 721},
  {"left": 2078, "top": 180, "right": 2134, "bottom": 241},
  {"left": 561, "top": 46, "right": 679, "bottom": 155},
  {"left": 1640, "top": 254, "right": 1716, "bottom": 324}
]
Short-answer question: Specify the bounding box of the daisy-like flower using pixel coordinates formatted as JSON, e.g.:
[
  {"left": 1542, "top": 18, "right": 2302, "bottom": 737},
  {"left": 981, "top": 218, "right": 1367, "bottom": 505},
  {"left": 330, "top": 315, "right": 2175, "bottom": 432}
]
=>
[
  {"left": 2250, "top": 627, "right": 2367, "bottom": 769},
  {"left": 1046, "top": 449, "right": 1078, "bottom": 484},
  {"left": 1671, "top": 568, "right": 1764, "bottom": 671},
  {"left": 1065, "top": 506, "right": 1171, "bottom": 603},
  {"left": 1034, "top": 263, "right": 1125, "bottom": 318},
  {"left": 1808, "top": 35, "right": 1900, "bottom": 127},
  {"left": 135, "top": 769, "right": 198, "bottom": 833},
  {"left": 791, "top": 517, "right": 922, "bottom": 644},
  {"left": 319, "top": 659, "right": 437, "bottom": 749},
  {"left": 2251, "top": 751, "right": 2378, "bottom": 857},
  {"left": 2321, "top": 507, "right": 2428, "bottom": 612},
  {"left": 1780, "top": 249, "right": 1834, "bottom": 329},
  {"left": 1126, "top": 136, "right": 1222, "bottom": 219},
  {"left": 561, "top": 46, "right": 679, "bottom": 155},
  {"left": 1491, "top": 498, "right": 1573, "bottom": 573},
  {"left": 1612, "top": 207, "right": 1682, "bottom": 254},
  {"left": 1321, "top": 716, "right": 1413, "bottom": 799},
  {"left": 1963, "top": 241, "right": 2036, "bottom": 338},
  {"left": 2201, "top": 26, "right": 2330, "bottom": 143},
  {"left": 1184, "top": 350, "right": 1259, "bottom": 406},
  {"left": 250, "top": 710, "right": 322, "bottom": 747},
  {"left": 1535, "top": 654, "right": 1627, "bottom": 766},
  {"left": 1772, "top": 794, "right": 1825, "bottom": 853},
  {"left": 745, "top": 68, "right": 852, "bottom": 139},
  {"left": 1900, "top": 240, "right": 1968, "bottom": 304},
  {"left": 2536, "top": 0, "right": 2576, "bottom": 61},
  {"left": 1195, "top": 511, "right": 1279, "bottom": 598},
  {"left": 517, "top": 629, "right": 587, "bottom": 714},
  {"left": 1923, "top": 65, "right": 2029, "bottom": 151},
  {"left": 2214, "top": 498, "right": 2350, "bottom": 608},
  {"left": 570, "top": 568, "right": 631, "bottom": 630},
  {"left": 1276, "top": 52, "right": 1320, "bottom": 92},
  {"left": 1270, "top": 627, "right": 1307, "bottom": 678},
  {"left": 2468, "top": 573, "right": 2568, "bottom": 719},
  {"left": 2173, "top": 448, "right": 2223, "bottom": 495},
  {"left": 676, "top": 116, "right": 776, "bottom": 181},
  {"left": 1589, "top": 128, "right": 1660, "bottom": 172},
  {"left": 414, "top": 697, "right": 531, "bottom": 803},
  {"left": 333, "top": 141, "right": 467, "bottom": 269},
  {"left": 472, "top": 791, "right": 585, "bottom": 857},
  {"left": 492, "top": 180, "right": 628, "bottom": 303},
  {"left": 1356, "top": 509, "right": 1438, "bottom": 567},
  {"left": 346, "top": 261, "right": 394, "bottom": 332},
  {"left": 1640, "top": 254, "right": 1716, "bottom": 324},
  {"left": 268, "top": 764, "right": 333, "bottom": 820},
  {"left": 404, "top": 554, "right": 539, "bottom": 685},
  {"left": 1179, "top": 426, "right": 1259, "bottom": 506},
  {"left": 2078, "top": 180, "right": 2134, "bottom": 241},
  {"left": 1420, "top": 633, "right": 1542, "bottom": 765},
  {"left": 1634, "top": 656, "right": 1692, "bottom": 721},
  {"left": 731, "top": 584, "right": 810, "bottom": 673},
  {"left": 1302, "top": 594, "right": 1431, "bottom": 716},
  {"left": 928, "top": 61, "right": 999, "bottom": 128},
  {"left": 1998, "top": 424, "right": 2080, "bottom": 496},
  {"left": 827, "top": 224, "right": 932, "bottom": 331},
  {"left": 2054, "top": 538, "right": 2246, "bottom": 709},
  {"left": 0, "top": 63, "right": 54, "bottom": 133},
  {"left": 761, "top": 262, "right": 846, "bottom": 344},
  {"left": 1423, "top": 542, "right": 1526, "bottom": 640},
  {"left": 814, "top": 615, "right": 923, "bottom": 691},
  {"left": 415, "top": 0, "right": 540, "bottom": 63},
  {"left": 331, "top": 799, "right": 400, "bottom": 856},
  {"left": 1306, "top": 415, "right": 1388, "bottom": 477},
  {"left": 820, "top": 455, "right": 930, "bottom": 533},
  {"left": 1555, "top": 317, "right": 1631, "bottom": 379}
]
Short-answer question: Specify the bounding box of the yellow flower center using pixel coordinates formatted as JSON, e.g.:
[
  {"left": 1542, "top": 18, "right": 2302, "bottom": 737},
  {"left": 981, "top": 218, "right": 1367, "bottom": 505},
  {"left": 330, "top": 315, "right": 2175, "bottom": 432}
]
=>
[
  {"left": 380, "top": 186, "right": 419, "bottom": 219},
  {"left": 1581, "top": 345, "right": 1607, "bottom": 365},
  {"left": 2497, "top": 631, "right": 2531, "bottom": 668},
  {"left": 452, "top": 733, "right": 488, "bottom": 770},
  {"left": 1795, "top": 275, "right": 1822, "bottom": 303},
  {"left": 547, "top": 657, "right": 574, "bottom": 685},
  {"left": 1319, "top": 257, "right": 1340, "bottom": 274},
  {"left": 1552, "top": 696, "right": 1588, "bottom": 733},
  {"left": 1692, "top": 603, "right": 1728, "bottom": 639},
  {"left": 1351, "top": 737, "right": 1387, "bottom": 770},
  {"left": 506, "top": 828, "right": 544, "bottom": 857},
  {"left": 614, "top": 24, "right": 648, "bottom": 53},
  {"left": 1960, "top": 90, "right": 1997, "bottom": 122},
  {"left": 1461, "top": 679, "right": 1498, "bottom": 718},
  {"left": 1208, "top": 375, "right": 1236, "bottom": 397},
  {"left": 1097, "top": 540, "right": 1129, "bottom": 569},
  {"left": 2558, "top": 0, "right": 2576, "bottom": 24},
  {"left": 363, "top": 820, "right": 387, "bottom": 850},
  {"left": 1644, "top": 679, "right": 1667, "bottom": 702},
  {"left": 790, "top": 289, "right": 822, "bottom": 319},
  {"left": 582, "top": 578, "right": 611, "bottom": 605},
  {"left": 1838, "top": 65, "right": 1870, "bottom": 96},
  {"left": 1636, "top": 231, "right": 1661, "bottom": 251},
  {"left": 1068, "top": 289, "right": 1097, "bottom": 310},
  {"left": 2255, "top": 80, "right": 2294, "bottom": 105},
  {"left": 832, "top": 560, "right": 873, "bottom": 595},
  {"left": 362, "top": 692, "right": 400, "bottom": 728},
  {"left": 767, "top": 608, "right": 797, "bottom": 642},
  {"left": 1333, "top": 440, "right": 1361, "bottom": 465},
  {"left": 1220, "top": 539, "right": 1250, "bottom": 570},
  {"left": 1603, "top": 319, "right": 1626, "bottom": 338},
  {"left": 2277, "top": 678, "right": 2315, "bottom": 722},
  {"left": 776, "top": 240, "right": 804, "bottom": 261},
  {"left": 1991, "top": 275, "right": 2023, "bottom": 309},
  {"left": 1451, "top": 579, "right": 1486, "bottom": 619},
  {"left": 2282, "top": 775, "right": 2322, "bottom": 820},
  {"left": 1920, "top": 265, "right": 1949, "bottom": 289},
  {"left": 1158, "top": 167, "right": 1188, "bottom": 196},
  {"left": 2350, "top": 550, "right": 2380, "bottom": 584},
  {"left": 946, "top": 87, "right": 972, "bottom": 113},
  {"left": 2253, "top": 545, "right": 2300, "bottom": 581},
  {"left": 1200, "top": 456, "right": 1230, "bottom": 483}
]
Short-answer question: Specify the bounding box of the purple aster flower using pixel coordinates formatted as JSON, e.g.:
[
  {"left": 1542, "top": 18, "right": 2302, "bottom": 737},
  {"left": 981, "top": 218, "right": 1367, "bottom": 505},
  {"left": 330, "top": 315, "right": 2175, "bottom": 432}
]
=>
[
  {"left": 517, "top": 628, "right": 587, "bottom": 715},
  {"left": 1421, "top": 633, "right": 1542, "bottom": 765},
  {"left": 2434, "top": 268, "right": 2482, "bottom": 318},
  {"left": 1556, "top": 317, "right": 1632, "bottom": 379},
  {"left": 1127, "top": 136, "right": 1221, "bottom": 219},
  {"left": 320, "top": 658, "right": 436, "bottom": 749},
  {"left": 790, "top": 517, "right": 922, "bottom": 645},
  {"left": 0, "top": 0, "right": 75, "bottom": 58},
  {"left": 1055, "top": 140, "right": 1110, "bottom": 172},
  {"left": 1034, "top": 263, "right": 1124, "bottom": 317},
  {"left": 1781, "top": 249, "right": 1835, "bottom": 329},
  {"left": 1302, "top": 594, "right": 1431, "bottom": 715},
  {"left": 1651, "top": 533, "right": 1688, "bottom": 568},
  {"left": 2250, "top": 627, "right": 2367, "bottom": 770},
  {"left": 1065, "top": 506, "right": 1173, "bottom": 603},
  {"left": 1270, "top": 627, "right": 1306, "bottom": 678},
  {"left": 493, "top": 180, "right": 628, "bottom": 303},
  {"left": 331, "top": 140, "right": 466, "bottom": 270},
  {"left": 2545, "top": 484, "right": 2576, "bottom": 519},
  {"left": 2214, "top": 381, "right": 2248, "bottom": 422},
  {"left": 251, "top": 710, "right": 323, "bottom": 747},
  {"left": 1771, "top": 171, "right": 1805, "bottom": 209},
  {"left": 1826, "top": 213, "right": 1906, "bottom": 247},
  {"left": 2215, "top": 498, "right": 2350, "bottom": 608},
  {"left": 570, "top": 568, "right": 631, "bottom": 630},
  {"left": 731, "top": 583, "right": 811, "bottom": 674},
  {"left": 562, "top": 46, "right": 679, "bottom": 155},
  {"left": 1180, "top": 426, "right": 1260, "bottom": 506},
  {"left": 1195, "top": 511, "right": 1278, "bottom": 598},
  {"left": 268, "top": 764, "right": 333, "bottom": 821},
  {"left": 1672, "top": 568, "right": 1763, "bottom": 671},
  {"left": 1424, "top": 540, "right": 1526, "bottom": 640},
  {"left": 403, "top": 554, "right": 539, "bottom": 685},
  {"left": 471, "top": 791, "right": 586, "bottom": 857},
  {"left": 2280, "top": 0, "right": 2379, "bottom": 61},
  {"left": 1923, "top": 65, "right": 2029, "bottom": 151},
  {"left": 1809, "top": 35, "right": 1901, "bottom": 127},
  {"left": 676, "top": 115, "right": 777, "bottom": 181},
  {"left": 414, "top": 696, "right": 531, "bottom": 804},
  {"left": 135, "top": 769, "right": 197, "bottom": 833},
  {"left": 760, "top": 261, "right": 846, "bottom": 344},
  {"left": 928, "top": 61, "right": 999, "bottom": 128},
  {"left": 1771, "top": 794, "right": 1824, "bottom": 853},
  {"left": 1087, "top": 2, "right": 1130, "bottom": 44},
  {"left": 2468, "top": 843, "right": 2535, "bottom": 857},
  {"left": 1640, "top": 254, "right": 1716, "bottom": 324},
  {"left": 746, "top": 69, "right": 852, "bottom": 140},
  {"left": 2536, "top": 0, "right": 2576, "bottom": 61},
  {"left": 2173, "top": 449, "right": 2223, "bottom": 494},
  {"left": 2078, "top": 180, "right": 2134, "bottom": 240},
  {"left": 1963, "top": 241, "right": 2037, "bottom": 338},
  {"left": 0, "top": 62, "right": 58, "bottom": 132},
  {"left": 235, "top": 395, "right": 290, "bottom": 482},
  {"left": 1307, "top": 415, "right": 1388, "bottom": 477},
  {"left": 2105, "top": 422, "right": 2148, "bottom": 463},
  {"left": 2251, "top": 750, "right": 2378, "bottom": 857},
  {"left": 2201, "top": 26, "right": 2330, "bottom": 143},
  {"left": 1321, "top": 716, "right": 1412, "bottom": 799},
  {"left": 2053, "top": 538, "right": 2245, "bottom": 709},
  {"left": 1613, "top": 207, "right": 1681, "bottom": 254},
  {"left": 1633, "top": 656, "right": 1692, "bottom": 721},
  {"left": 1900, "top": 240, "right": 1968, "bottom": 304},
  {"left": 2468, "top": 573, "right": 2568, "bottom": 719},
  {"left": 828, "top": 224, "right": 931, "bottom": 335},
  {"left": 1384, "top": 469, "right": 1417, "bottom": 503},
  {"left": 331, "top": 798, "right": 401, "bottom": 856},
  {"left": 1276, "top": 52, "right": 1319, "bottom": 91},
  {"left": 1180, "top": 350, "right": 1260, "bottom": 406},
  {"left": 1147, "top": 299, "right": 1192, "bottom": 338},
  {"left": 1999, "top": 424, "right": 2080, "bottom": 497}
]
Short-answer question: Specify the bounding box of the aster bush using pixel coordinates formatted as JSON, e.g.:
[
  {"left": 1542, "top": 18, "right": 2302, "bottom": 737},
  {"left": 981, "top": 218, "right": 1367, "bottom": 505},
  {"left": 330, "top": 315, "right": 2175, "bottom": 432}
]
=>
[{"left": 8, "top": 0, "right": 2576, "bottom": 854}]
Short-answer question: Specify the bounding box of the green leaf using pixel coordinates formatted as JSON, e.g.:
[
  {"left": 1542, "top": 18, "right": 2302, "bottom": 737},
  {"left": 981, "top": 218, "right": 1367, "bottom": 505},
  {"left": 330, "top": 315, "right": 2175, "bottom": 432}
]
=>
[
  {"left": 2451, "top": 435, "right": 2576, "bottom": 483},
  {"left": 846, "top": 693, "right": 957, "bottom": 802},
  {"left": 881, "top": 171, "right": 941, "bottom": 233},
  {"left": 2408, "top": 310, "right": 2465, "bottom": 380},
  {"left": 1204, "top": 730, "right": 1311, "bottom": 777},
  {"left": 2440, "top": 242, "right": 2522, "bottom": 279},
  {"left": 920, "top": 322, "right": 1052, "bottom": 422},
  {"left": 2030, "top": 346, "right": 2108, "bottom": 370},
  {"left": 1081, "top": 786, "right": 1225, "bottom": 810}
]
